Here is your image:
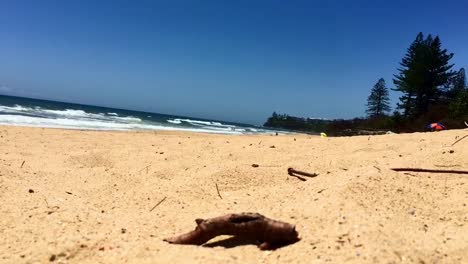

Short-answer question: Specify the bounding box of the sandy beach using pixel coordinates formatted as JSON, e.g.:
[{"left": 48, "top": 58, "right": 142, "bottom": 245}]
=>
[{"left": 0, "top": 125, "right": 467, "bottom": 263}]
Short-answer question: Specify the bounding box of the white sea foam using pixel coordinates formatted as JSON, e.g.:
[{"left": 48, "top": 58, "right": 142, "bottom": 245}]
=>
[
  {"left": 0, "top": 105, "right": 142, "bottom": 123},
  {"left": 42, "top": 109, "right": 88, "bottom": 116},
  {"left": 167, "top": 119, "right": 182, "bottom": 124},
  {"left": 167, "top": 118, "right": 236, "bottom": 128},
  {"left": 0, "top": 114, "right": 244, "bottom": 134},
  {"left": 179, "top": 119, "right": 213, "bottom": 126},
  {"left": 0, "top": 104, "right": 33, "bottom": 113},
  {"left": 112, "top": 116, "right": 142, "bottom": 122}
]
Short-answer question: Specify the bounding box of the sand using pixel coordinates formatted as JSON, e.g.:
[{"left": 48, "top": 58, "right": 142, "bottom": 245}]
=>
[{"left": 0, "top": 125, "right": 467, "bottom": 263}]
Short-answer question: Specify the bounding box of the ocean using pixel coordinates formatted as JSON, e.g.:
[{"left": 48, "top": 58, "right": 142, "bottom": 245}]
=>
[{"left": 0, "top": 95, "right": 278, "bottom": 134}]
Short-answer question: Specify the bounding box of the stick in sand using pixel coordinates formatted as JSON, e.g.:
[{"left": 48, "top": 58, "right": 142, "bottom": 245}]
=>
[
  {"left": 249, "top": 164, "right": 280, "bottom": 168},
  {"left": 215, "top": 183, "right": 222, "bottom": 199},
  {"left": 391, "top": 168, "right": 468, "bottom": 175},
  {"left": 139, "top": 164, "right": 151, "bottom": 174},
  {"left": 150, "top": 196, "right": 167, "bottom": 212},
  {"left": 288, "top": 168, "right": 319, "bottom": 177},
  {"left": 451, "top": 134, "right": 468, "bottom": 146},
  {"left": 288, "top": 173, "right": 306, "bottom": 181}
]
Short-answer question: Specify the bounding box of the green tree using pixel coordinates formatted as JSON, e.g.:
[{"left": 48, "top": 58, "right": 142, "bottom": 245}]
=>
[
  {"left": 393, "top": 33, "right": 423, "bottom": 117},
  {"left": 393, "top": 32, "right": 455, "bottom": 117},
  {"left": 451, "top": 68, "right": 466, "bottom": 94},
  {"left": 449, "top": 90, "right": 468, "bottom": 118},
  {"left": 366, "top": 78, "right": 391, "bottom": 117}
]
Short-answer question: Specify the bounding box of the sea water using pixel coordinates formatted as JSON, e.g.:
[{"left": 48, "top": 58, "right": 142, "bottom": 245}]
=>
[{"left": 0, "top": 95, "right": 278, "bottom": 134}]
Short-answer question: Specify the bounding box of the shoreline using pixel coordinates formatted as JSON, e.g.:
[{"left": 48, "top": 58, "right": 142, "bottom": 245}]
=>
[
  {"left": 0, "top": 95, "right": 271, "bottom": 135},
  {"left": 0, "top": 124, "right": 289, "bottom": 136}
]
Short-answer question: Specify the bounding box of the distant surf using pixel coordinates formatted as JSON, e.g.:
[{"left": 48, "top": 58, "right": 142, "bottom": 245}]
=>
[{"left": 0, "top": 95, "right": 280, "bottom": 134}]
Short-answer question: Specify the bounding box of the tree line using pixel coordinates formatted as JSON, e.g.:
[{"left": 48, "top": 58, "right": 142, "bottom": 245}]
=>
[{"left": 265, "top": 32, "right": 468, "bottom": 135}]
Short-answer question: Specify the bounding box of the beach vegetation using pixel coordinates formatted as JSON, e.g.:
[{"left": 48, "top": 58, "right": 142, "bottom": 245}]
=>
[
  {"left": 264, "top": 32, "right": 467, "bottom": 135},
  {"left": 393, "top": 32, "right": 456, "bottom": 118},
  {"left": 366, "top": 78, "right": 391, "bottom": 118}
]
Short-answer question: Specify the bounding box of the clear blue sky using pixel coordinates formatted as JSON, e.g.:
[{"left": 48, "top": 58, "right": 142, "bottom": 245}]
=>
[{"left": 1, "top": 0, "right": 467, "bottom": 125}]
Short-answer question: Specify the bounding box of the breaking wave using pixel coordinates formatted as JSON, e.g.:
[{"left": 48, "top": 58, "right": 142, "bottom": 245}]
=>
[{"left": 0, "top": 102, "right": 277, "bottom": 134}]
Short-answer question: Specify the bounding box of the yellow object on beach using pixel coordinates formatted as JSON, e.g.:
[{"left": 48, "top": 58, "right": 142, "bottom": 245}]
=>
[{"left": 320, "top": 132, "right": 327, "bottom": 137}]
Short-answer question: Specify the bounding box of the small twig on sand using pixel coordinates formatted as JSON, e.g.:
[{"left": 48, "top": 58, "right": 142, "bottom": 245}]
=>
[
  {"left": 287, "top": 168, "right": 318, "bottom": 181},
  {"left": 288, "top": 174, "right": 307, "bottom": 181},
  {"left": 139, "top": 164, "right": 151, "bottom": 174},
  {"left": 249, "top": 164, "right": 280, "bottom": 168},
  {"left": 451, "top": 134, "right": 468, "bottom": 146},
  {"left": 392, "top": 168, "right": 468, "bottom": 175},
  {"left": 434, "top": 164, "right": 460, "bottom": 168},
  {"left": 42, "top": 196, "right": 61, "bottom": 215},
  {"left": 444, "top": 175, "right": 448, "bottom": 195},
  {"left": 150, "top": 196, "right": 167, "bottom": 212},
  {"left": 215, "top": 183, "right": 223, "bottom": 199},
  {"left": 373, "top": 166, "right": 381, "bottom": 172},
  {"left": 20, "top": 160, "right": 25, "bottom": 168},
  {"left": 317, "top": 189, "right": 326, "bottom": 194},
  {"left": 288, "top": 168, "right": 319, "bottom": 177},
  {"left": 43, "top": 197, "right": 50, "bottom": 208}
]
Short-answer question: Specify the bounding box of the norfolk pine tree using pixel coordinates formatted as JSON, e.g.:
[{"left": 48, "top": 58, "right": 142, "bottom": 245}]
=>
[
  {"left": 366, "top": 78, "right": 391, "bottom": 117},
  {"left": 393, "top": 32, "right": 455, "bottom": 118}
]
